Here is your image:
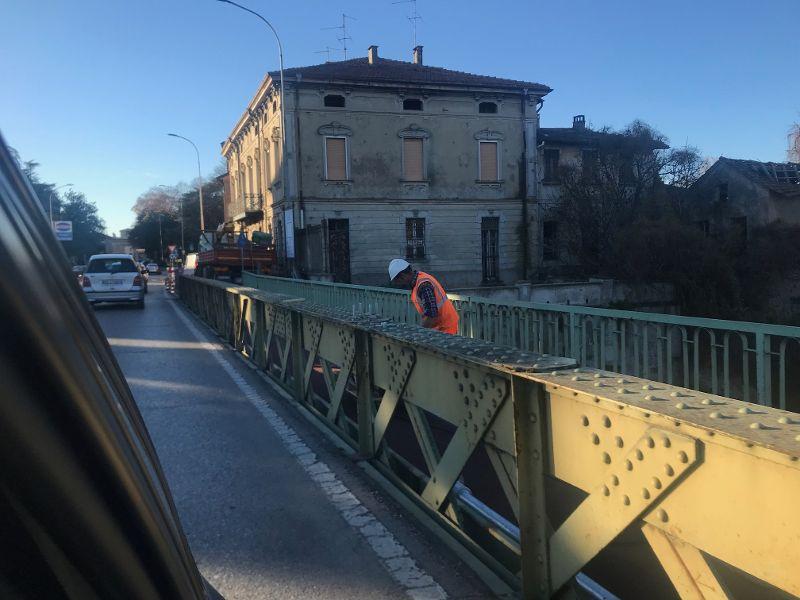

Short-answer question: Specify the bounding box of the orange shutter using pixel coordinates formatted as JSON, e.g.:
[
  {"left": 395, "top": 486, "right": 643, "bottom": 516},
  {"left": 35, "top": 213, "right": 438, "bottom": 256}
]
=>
[
  {"left": 403, "top": 138, "right": 424, "bottom": 181},
  {"left": 326, "top": 138, "right": 347, "bottom": 180},
  {"left": 479, "top": 141, "right": 498, "bottom": 181}
]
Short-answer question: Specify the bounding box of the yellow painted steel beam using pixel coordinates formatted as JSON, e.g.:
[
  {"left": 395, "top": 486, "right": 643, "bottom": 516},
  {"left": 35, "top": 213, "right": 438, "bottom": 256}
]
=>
[{"left": 526, "top": 368, "right": 800, "bottom": 597}]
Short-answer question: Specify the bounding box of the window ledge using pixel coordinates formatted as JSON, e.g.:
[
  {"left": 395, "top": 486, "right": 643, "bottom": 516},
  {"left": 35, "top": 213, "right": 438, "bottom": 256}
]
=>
[
  {"left": 323, "top": 179, "right": 354, "bottom": 186},
  {"left": 400, "top": 180, "right": 430, "bottom": 186},
  {"left": 475, "top": 180, "right": 504, "bottom": 187}
]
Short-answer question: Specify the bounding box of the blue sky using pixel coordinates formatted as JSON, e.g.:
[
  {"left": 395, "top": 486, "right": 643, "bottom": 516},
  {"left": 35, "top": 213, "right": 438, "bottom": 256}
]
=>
[{"left": 2, "top": 0, "right": 798, "bottom": 235}]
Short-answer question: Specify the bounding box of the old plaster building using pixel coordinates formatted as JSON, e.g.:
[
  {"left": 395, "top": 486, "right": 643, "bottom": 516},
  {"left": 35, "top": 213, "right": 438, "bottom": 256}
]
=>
[
  {"left": 689, "top": 157, "right": 800, "bottom": 239},
  {"left": 221, "top": 45, "right": 550, "bottom": 286}
]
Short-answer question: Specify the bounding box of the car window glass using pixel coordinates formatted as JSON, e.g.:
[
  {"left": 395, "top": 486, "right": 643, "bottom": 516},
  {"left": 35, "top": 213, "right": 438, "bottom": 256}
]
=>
[{"left": 87, "top": 259, "right": 138, "bottom": 273}]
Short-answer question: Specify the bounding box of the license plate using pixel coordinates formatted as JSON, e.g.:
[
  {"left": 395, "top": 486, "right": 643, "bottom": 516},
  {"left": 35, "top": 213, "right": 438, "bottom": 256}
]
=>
[{"left": 102, "top": 279, "right": 115, "bottom": 285}]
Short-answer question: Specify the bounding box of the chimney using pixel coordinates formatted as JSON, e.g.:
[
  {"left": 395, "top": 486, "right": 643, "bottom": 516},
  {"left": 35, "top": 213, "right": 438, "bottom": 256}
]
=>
[
  {"left": 413, "top": 45, "right": 423, "bottom": 65},
  {"left": 573, "top": 115, "right": 586, "bottom": 129},
  {"left": 368, "top": 45, "right": 379, "bottom": 65}
]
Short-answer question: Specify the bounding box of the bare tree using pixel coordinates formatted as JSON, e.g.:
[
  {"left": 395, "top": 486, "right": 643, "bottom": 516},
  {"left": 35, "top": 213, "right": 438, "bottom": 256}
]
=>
[
  {"left": 555, "top": 121, "right": 671, "bottom": 274},
  {"left": 132, "top": 187, "right": 179, "bottom": 217},
  {"left": 556, "top": 154, "right": 638, "bottom": 275}
]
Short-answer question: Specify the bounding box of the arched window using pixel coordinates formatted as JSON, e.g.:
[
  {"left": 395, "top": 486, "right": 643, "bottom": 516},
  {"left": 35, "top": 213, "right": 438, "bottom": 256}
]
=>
[
  {"left": 479, "top": 101, "right": 498, "bottom": 114},
  {"left": 403, "top": 98, "right": 423, "bottom": 111},
  {"left": 324, "top": 94, "right": 346, "bottom": 108}
]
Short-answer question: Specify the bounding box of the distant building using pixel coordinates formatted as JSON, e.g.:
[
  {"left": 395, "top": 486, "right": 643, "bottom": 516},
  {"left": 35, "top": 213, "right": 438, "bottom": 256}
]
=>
[
  {"left": 103, "top": 234, "right": 133, "bottom": 256},
  {"left": 689, "top": 157, "right": 800, "bottom": 239},
  {"left": 221, "top": 45, "right": 550, "bottom": 286}
]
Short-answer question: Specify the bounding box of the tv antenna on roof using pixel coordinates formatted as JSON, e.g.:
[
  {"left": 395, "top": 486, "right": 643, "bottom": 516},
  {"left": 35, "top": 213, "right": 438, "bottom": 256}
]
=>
[
  {"left": 392, "top": 0, "right": 421, "bottom": 48},
  {"left": 322, "top": 13, "right": 356, "bottom": 60},
  {"left": 315, "top": 46, "right": 337, "bottom": 62}
]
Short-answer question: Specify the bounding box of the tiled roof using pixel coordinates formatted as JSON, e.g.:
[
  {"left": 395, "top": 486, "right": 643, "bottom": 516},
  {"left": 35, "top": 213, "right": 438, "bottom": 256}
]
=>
[
  {"left": 539, "top": 127, "right": 669, "bottom": 150},
  {"left": 718, "top": 157, "right": 800, "bottom": 197},
  {"left": 268, "top": 57, "right": 550, "bottom": 93}
]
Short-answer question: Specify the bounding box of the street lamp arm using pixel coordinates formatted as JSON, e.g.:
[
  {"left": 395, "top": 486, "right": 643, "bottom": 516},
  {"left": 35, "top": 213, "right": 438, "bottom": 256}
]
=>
[
  {"left": 216, "top": 0, "right": 284, "bottom": 59},
  {"left": 167, "top": 133, "right": 205, "bottom": 231}
]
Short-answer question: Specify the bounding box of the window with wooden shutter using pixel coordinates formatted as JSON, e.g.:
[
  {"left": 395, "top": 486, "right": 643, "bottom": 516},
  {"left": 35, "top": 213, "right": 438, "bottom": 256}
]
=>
[
  {"left": 479, "top": 141, "right": 498, "bottom": 181},
  {"left": 325, "top": 137, "right": 347, "bottom": 180},
  {"left": 403, "top": 138, "right": 424, "bottom": 181}
]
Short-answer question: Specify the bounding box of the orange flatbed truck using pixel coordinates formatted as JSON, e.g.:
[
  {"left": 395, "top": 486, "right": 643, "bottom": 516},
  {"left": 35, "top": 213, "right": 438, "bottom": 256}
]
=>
[{"left": 195, "top": 230, "right": 276, "bottom": 281}]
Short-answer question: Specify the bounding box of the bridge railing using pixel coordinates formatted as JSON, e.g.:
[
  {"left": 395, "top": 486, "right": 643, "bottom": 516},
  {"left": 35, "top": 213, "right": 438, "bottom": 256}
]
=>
[
  {"left": 243, "top": 272, "right": 800, "bottom": 410},
  {"left": 182, "top": 274, "right": 800, "bottom": 599}
]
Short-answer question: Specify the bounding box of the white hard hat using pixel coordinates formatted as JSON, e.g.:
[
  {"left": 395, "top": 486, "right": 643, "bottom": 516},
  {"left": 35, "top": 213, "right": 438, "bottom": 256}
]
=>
[{"left": 388, "top": 258, "right": 411, "bottom": 281}]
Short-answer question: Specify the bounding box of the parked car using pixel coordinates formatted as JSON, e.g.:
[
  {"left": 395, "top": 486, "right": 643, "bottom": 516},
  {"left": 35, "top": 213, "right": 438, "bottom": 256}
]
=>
[
  {"left": 146, "top": 262, "right": 161, "bottom": 275},
  {"left": 82, "top": 253, "right": 145, "bottom": 308}
]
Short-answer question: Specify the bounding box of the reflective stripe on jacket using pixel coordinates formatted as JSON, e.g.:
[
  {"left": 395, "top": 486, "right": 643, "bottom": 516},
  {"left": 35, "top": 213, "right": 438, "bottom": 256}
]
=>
[{"left": 411, "top": 271, "right": 459, "bottom": 335}]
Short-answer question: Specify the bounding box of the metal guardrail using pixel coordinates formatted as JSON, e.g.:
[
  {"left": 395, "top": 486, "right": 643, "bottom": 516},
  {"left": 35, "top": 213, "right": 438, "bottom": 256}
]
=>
[
  {"left": 242, "top": 272, "right": 800, "bottom": 409},
  {"left": 181, "top": 274, "right": 800, "bottom": 599}
]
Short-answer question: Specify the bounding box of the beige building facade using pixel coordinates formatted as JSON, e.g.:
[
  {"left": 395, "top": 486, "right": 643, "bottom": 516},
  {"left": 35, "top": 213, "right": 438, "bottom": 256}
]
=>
[{"left": 221, "top": 46, "right": 550, "bottom": 286}]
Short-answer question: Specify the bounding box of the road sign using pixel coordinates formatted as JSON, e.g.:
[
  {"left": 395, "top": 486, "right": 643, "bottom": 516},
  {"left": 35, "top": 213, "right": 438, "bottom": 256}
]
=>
[
  {"left": 53, "top": 221, "right": 73, "bottom": 241},
  {"left": 237, "top": 232, "right": 247, "bottom": 248},
  {"left": 167, "top": 244, "right": 177, "bottom": 253}
]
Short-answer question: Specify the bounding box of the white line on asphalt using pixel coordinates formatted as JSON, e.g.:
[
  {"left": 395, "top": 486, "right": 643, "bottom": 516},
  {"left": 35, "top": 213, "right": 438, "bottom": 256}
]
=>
[{"left": 167, "top": 299, "right": 448, "bottom": 600}]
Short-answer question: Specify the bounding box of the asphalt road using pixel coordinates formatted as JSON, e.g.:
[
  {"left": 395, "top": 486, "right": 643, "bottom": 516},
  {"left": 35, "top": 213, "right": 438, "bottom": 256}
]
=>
[{"left": 94, "top": 277, "right": 490, "bottom": 600}]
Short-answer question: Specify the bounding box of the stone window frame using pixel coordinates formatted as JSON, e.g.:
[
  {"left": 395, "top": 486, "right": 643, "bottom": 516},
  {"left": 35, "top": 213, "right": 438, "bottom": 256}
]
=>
[
  {"left": 318, "top": 123, "right": 354, "bottom": 182},
  {"left": 474, "top": 129, "right": 504, "bottom": 183},
  {"left": 398, "top": 125, "right": 431, "bottom": 183}
]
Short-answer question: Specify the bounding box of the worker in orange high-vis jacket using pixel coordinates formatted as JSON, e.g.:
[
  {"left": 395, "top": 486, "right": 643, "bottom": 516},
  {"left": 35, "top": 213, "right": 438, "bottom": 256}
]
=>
[{"left": 388, "top": 258, "right": 459, "bottom": 335}]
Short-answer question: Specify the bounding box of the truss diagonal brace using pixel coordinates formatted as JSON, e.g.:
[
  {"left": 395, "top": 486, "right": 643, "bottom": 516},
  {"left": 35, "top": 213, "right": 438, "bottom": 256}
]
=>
[
  {"left": 372, "top": 343, "right": 416, "bottom": 452},
  {"left": 301, "top": 318, "right": 324, "bottom": 401},
  {"left": 549, "top": 428, "right": 700, "bottom": 592},
  {"left": 420, "top": 372, "right": 509, "bottom": 512}
]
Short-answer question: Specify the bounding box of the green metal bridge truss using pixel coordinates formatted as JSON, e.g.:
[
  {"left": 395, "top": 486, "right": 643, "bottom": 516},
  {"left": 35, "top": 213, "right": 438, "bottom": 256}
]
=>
[{"left": 181, "top": 275, "right": 800, "bottom": 599}]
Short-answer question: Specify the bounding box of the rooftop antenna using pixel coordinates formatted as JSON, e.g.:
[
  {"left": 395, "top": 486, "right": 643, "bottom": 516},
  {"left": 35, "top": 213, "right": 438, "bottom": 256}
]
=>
[
  {"left": 315, "top": 46, "right": 336, "bottom": 62},
  {"left": 322, "top": 13, "right": 356, "bottom": 60},
  {"left": 392, "top": 0, "right": 421, "bottom": 48}
]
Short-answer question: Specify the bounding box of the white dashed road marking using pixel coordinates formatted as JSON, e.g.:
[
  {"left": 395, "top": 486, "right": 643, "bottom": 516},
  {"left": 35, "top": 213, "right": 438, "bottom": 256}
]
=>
[{"left": 168, "top": 299, "right": 447, "bottom": 600}]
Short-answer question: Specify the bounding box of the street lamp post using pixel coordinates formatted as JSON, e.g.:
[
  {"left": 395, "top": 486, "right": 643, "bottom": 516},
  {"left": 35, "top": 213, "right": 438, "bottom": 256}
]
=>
[
  {"left": 216, "top": 0, "right": 292, "bottom": 263},
  {"left": 49, "top": 183, "right": 73, "bottom": 226},
  {"left": 167, "top": 133, "right": 205, "bottom": 232}
]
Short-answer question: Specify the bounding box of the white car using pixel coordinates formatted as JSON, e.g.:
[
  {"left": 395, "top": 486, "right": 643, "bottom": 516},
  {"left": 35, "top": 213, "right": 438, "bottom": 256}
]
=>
[
  {"left": 82, "top": 254, "right": 145, "bottom": 308},
  {"left": 146, "top": 262, "right": 161, "bottom": 274}
]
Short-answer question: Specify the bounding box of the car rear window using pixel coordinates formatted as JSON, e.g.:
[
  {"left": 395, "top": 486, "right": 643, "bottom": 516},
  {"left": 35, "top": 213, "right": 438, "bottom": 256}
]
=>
[{"left": 87, "top": 258, "right": 138, "bottom": 274}]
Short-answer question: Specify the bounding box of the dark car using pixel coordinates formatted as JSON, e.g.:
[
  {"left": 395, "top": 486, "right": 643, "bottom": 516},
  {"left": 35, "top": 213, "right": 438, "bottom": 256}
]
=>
[{"left": 0, "top": 132, "right": 219, "bottom": 599}]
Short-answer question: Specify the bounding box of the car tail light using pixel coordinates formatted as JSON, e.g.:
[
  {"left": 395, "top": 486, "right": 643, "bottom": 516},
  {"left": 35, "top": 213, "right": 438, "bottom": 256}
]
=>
[
  {"left": 82, "top": 276, "right": 91, "bottom": 288},
  {"left": 133, "top": 274, "right": 142, "bottom": 287}
]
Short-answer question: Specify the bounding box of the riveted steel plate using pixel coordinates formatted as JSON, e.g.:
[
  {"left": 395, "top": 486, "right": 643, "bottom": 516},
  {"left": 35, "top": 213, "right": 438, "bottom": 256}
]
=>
[
  {"left": 371, "top": 321, "right": 575, "bottom": 373},
  {"left": 535, "top": 368, "right": 800, "bottom": 457}
]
